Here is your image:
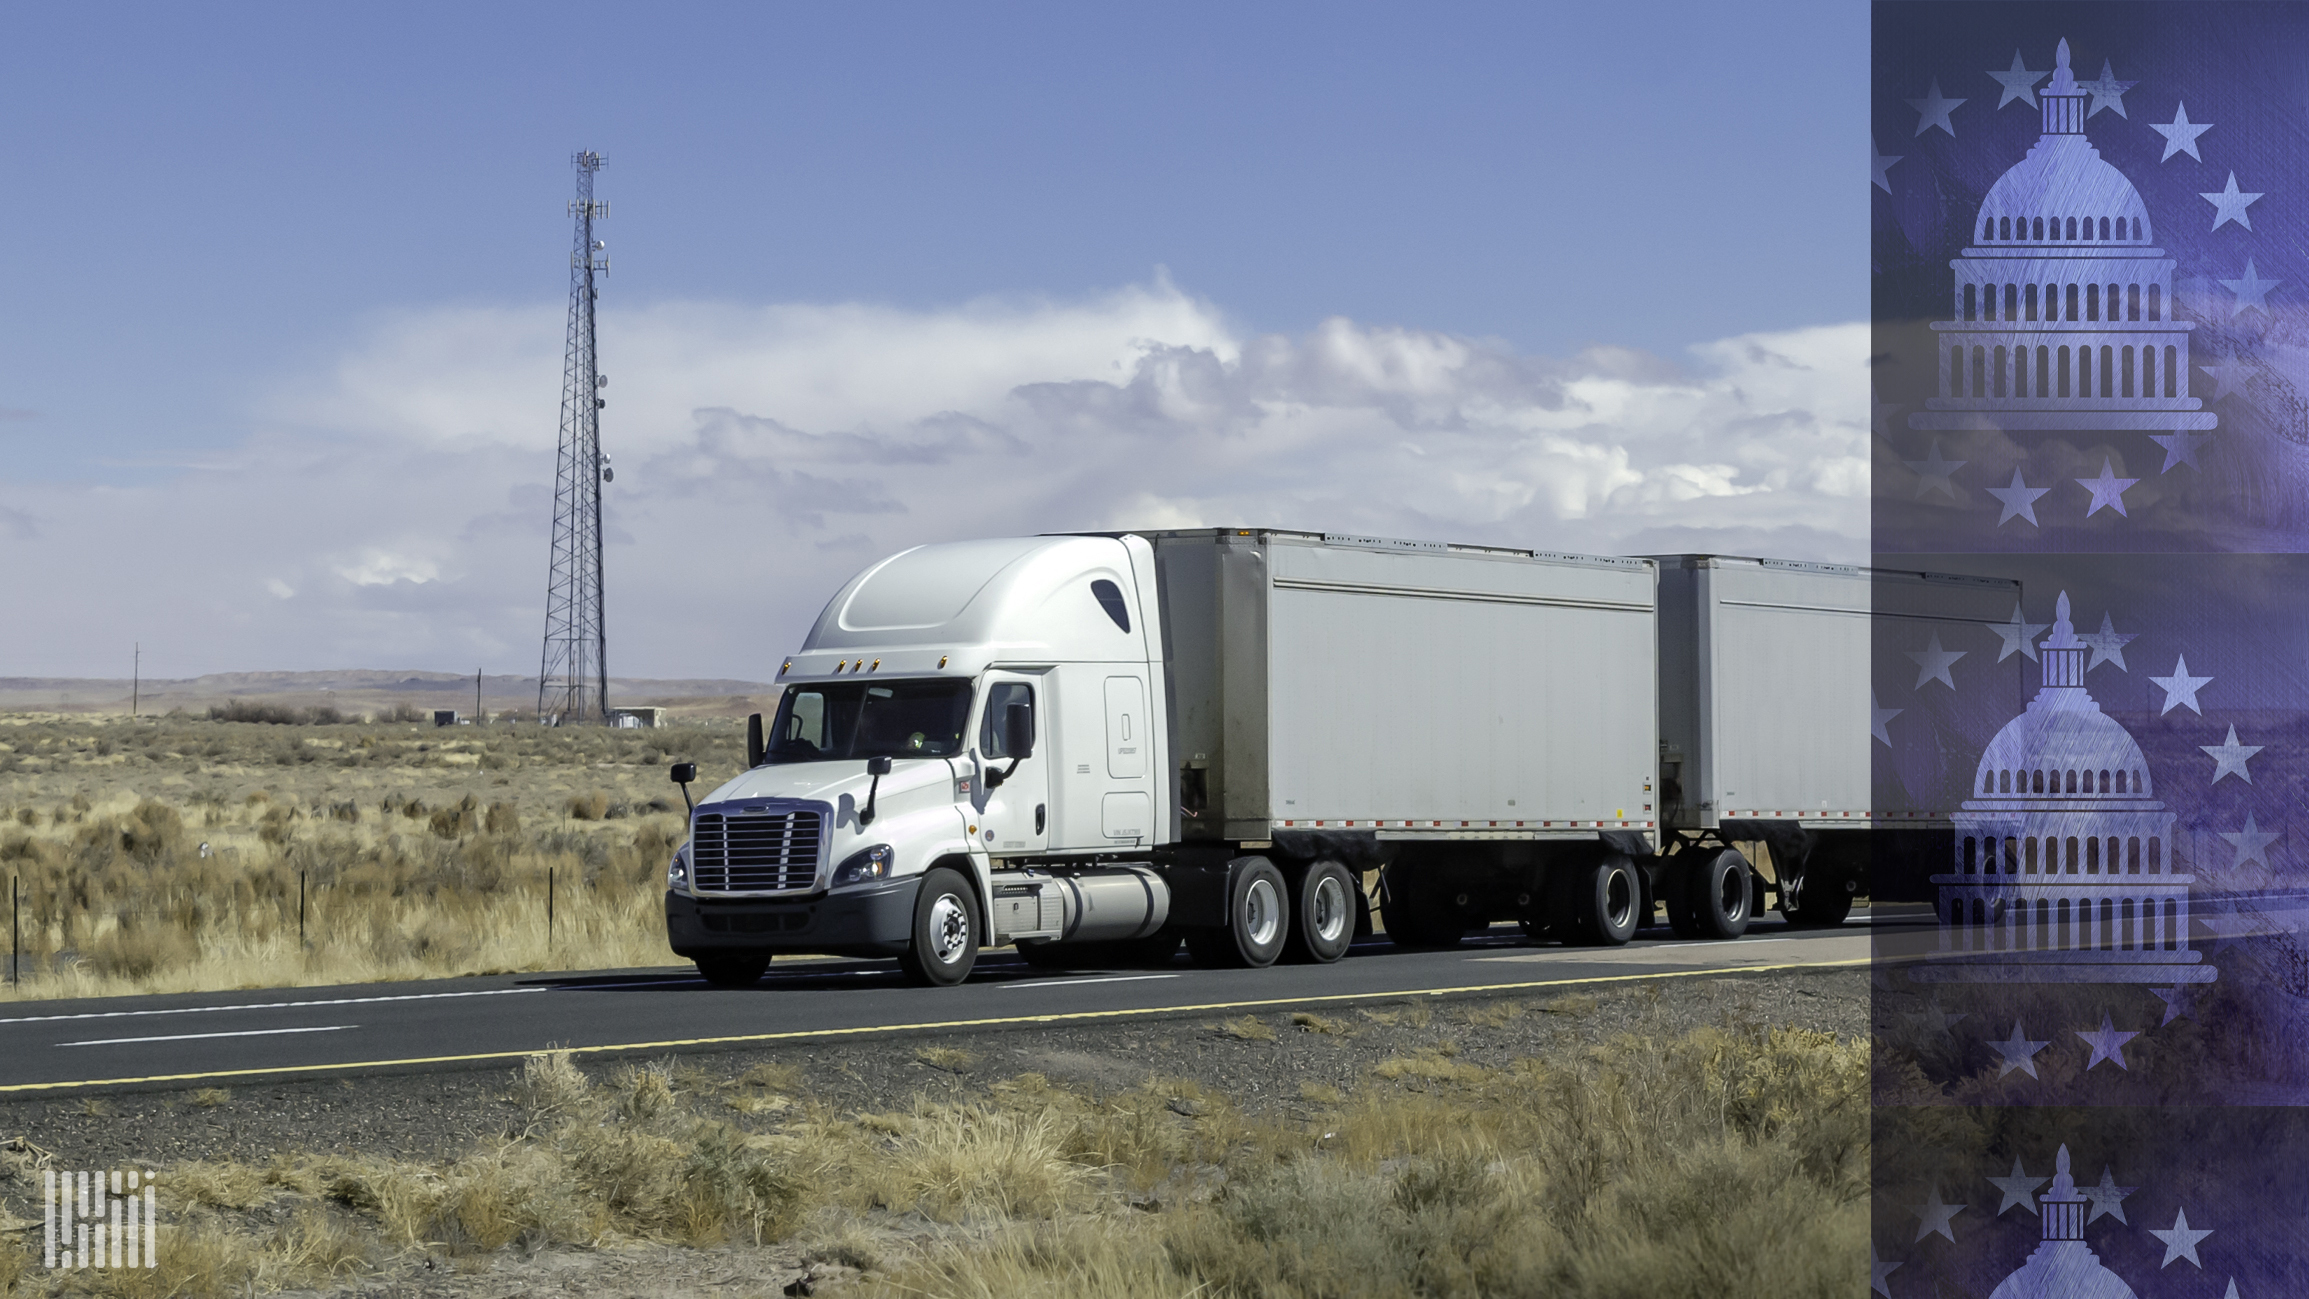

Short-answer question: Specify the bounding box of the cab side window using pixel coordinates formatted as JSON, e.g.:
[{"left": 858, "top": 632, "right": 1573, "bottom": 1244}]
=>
[{"left": 981, "top": 683, "right": 1034, "bottom": 758}]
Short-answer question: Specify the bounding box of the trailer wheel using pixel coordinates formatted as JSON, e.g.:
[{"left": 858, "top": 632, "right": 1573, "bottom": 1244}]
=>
[
  {"left": 1379, "top": 870, "right": 1464, "bottom": 948},
  {"left": 695, "top": 955, "right": 769, "bottom": 987},
  {"left": 1186, "top": 857, "right": 1289, "bottom": 968},
  {"left": 1784, "top": 878, "right": 1855, "bottom": 927},
  {"left": 1552, "top": 852, "right": 1640, "bottom": 946},
  {"left": 898, "top": 868, "right": 979, "bottom": 986},
  {"left": 1684, "top": 848, "right": 1753, "bottom": 940},
  {"left": 1282, "top": 860, "right": 1356, "bottom": 964}
]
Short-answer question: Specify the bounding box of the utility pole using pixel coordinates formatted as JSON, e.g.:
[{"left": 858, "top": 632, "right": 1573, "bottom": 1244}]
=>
[
  {"left": 537, "top": 150, "right": 611, "bottom": 727},
  {"left": 131, "top": 643, "right": 139, "bottom": 719},
  {"left": 476, "top": 668, "right": 484, "bottom": 725}
]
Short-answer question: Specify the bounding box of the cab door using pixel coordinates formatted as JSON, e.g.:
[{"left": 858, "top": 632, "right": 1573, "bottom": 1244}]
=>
[{"left": 974, "top": 671, "right": 1048, "bottom": 857}]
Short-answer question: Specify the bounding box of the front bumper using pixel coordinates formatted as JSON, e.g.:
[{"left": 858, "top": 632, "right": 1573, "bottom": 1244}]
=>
[{"left": 666, "top": 876, "right": 920, "bottom": 960}]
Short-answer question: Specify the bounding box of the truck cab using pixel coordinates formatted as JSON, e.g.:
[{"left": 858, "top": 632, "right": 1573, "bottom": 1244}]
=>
[{"left": 663, "top": 534, "right": 1170, "bottom": 986}]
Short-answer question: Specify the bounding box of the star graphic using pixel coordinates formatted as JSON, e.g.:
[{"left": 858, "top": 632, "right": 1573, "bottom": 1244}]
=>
[
  {"left": 1870, "top": 1245, "right": 1901, "bottom": 1296},
  {"left": 1871, "top": 691, "right": 1901, "bottom": 747},
  {"left": 1903, "top": 997, "right": 1966, "bottom": 1036},
  {"left": 2152, "top": 100, "right": 2214, "bottom": 161},
  {"left": 2150, "top": 1206, "right": 2213, "bottom": 1268},
  {"left": 1907, "top": 633, "right": 1965, "bottom": 691},
  {"left": 1988, "top": 602, "right": 2049, "bottom": 663},
  {"left": 1872, "top": 142, "right": 1903, "bottom": 194},
  {"left": 2084, "top": 1167, "right": 2138, "bottom": 1224},
  {"left": 2219, "top": 258, "right": 2280, "bottom": 315},
  {"left": 2076, "top": 458, "right": 2139, "bottom": 518},
  {"left": 2201, "top": 173, "right": 2266, "bottom": 232},
  {"left": 2224, "top": 1280, "right": 2243, "bottom": 1299},
  {"left": 2081, "top": 613, "right": 2136, "bottom": 673},
  {"left": 1905, "top": 441, "right": 1965, "bottom": 498},
  {"left": 2201, "top": 724, "right": 2263, "bottom": 785},
  {"left": 2199, "top": 351, "right": 2251, "bottom": 401},
  {"left": 1913, "top": 1184, "right": 1965, "bottom": 1242},
  {"left": 1987, "top": 1157, "right": 2048, "bottom": 1215},
  {"left": 2222, "top": 813, "right": 2278, "bottom": 870},
  {"left": 2149, "top": 654, "right": 2213, "bottom": 715},
  {"left": 2150, "top": 985, "right": 2196, "bottom": 1026},
  {"left": 1987, "top": 468, "right": 2051, "bottom": 527},
  {"left": 2078, "top": 1013, "right": 2140, "bottom": 1070},
  {"left": 1907, "top": 78, "right": 1965, "bottom": 137},
  {"left": 2081, "top": 58, "right": 2138, "bottom": 118},
  {"left": 1987, "top": 50, "right": 2049, "bottom": 109},
  {"left": 1989, "top": 1020, "right": 2052, "bottom": 1078},
  {"left": 2151, "top": 428, "right": 2213, "bottom": 473}
]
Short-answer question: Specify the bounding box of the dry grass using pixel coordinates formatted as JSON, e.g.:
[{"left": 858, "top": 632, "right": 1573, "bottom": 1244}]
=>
[
  {"left": 916, "top": 1046, "right": 979, "bottom": 1073},
  {"left": 1290, "top": 1011, "right": 1355, "bottom": 1036},
  {"left": 0, "top": 1019, "right": 1866, "bottom": 1297},
  {"left": 1217, "top": 1015, "right": 1275, "bottom": 1042},
  {"left": 0, "top": 716, "right": 740, "bottom": 1000}
]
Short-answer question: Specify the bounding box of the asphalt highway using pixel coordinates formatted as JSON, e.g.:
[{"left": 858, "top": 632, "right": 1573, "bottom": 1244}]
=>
[{"left": 0, "top": 913, "right": 1893, "bottom": 1095}]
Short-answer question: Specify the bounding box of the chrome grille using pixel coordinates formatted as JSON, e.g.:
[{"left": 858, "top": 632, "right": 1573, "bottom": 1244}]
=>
[{"left": 691, "top": 810, "right": 822, "bottom": 892}]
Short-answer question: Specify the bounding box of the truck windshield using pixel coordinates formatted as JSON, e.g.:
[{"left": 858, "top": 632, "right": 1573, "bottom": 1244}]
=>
[{"left": 766, "top": 679, "right": 972, "bottom": 764}]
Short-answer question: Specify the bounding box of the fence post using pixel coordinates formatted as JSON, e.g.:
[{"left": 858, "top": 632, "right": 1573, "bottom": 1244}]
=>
[
  {"left": 548, "top": 867, "right": 555, "bottom": 947},
  {"left": 299, "top": 870, "right": 307, "bottom": 947},
  {"left": 10, "top": 876, "right": 17, "bottom": 986}
]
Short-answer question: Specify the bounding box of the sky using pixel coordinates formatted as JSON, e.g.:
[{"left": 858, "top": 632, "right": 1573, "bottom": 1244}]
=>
[{"left": 0, "top": 1, "right": 1868, "bottom": 681}]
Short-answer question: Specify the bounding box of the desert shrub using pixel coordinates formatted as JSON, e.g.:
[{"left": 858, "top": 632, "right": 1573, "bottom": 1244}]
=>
[
  {"left": 485, "top": 802, "right": 521, "bottom": 835},
  {"left": 86, "top": 921, "right": 201, "bottom": 982},
  {"left": 207, "top": 700, "right": 339, "bottom": 725},
  {"left": 568, "top": 792, "right": 610, "bottom": 821},
  {"left": 373, "top": 703, "right": 426, "bottom": 724}
]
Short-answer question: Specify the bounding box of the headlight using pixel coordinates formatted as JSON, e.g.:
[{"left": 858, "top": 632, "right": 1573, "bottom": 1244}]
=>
[
  {"left": 833, "top": 843, "right": 894, "bottom": 886},
  {"left": 667, "top": 843, "right": 690, "bottom": 890}
]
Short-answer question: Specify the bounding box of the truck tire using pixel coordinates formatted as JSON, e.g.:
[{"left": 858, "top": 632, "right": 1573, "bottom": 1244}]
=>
[
  {"left": 695, "top": 955, "right": 769, "bottom": 987},
  {"left": 898, "top": 868, "right": 980, "bottom": 986},
  {"left": 1552, "top": 852, "right": 1640, "bottom": 946},
  {"left": 1684, "top": 848, "right": 1753, "bottom": 940},
  {"left": 1185, "top": 857, "right": 1288, "bottom": 968},
  {"left": 1282, "top": 860, "right": 1356, "bottom": 964},
  {"left": 1379, "top": 873, "right": 1464, "bottom": 949},
  {"left": 1785, "top": 878, "right": 1855, "bottom": 927}
]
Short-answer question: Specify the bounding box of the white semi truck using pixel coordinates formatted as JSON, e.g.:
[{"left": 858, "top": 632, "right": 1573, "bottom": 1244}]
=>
[{"left": 663, "top": 530, "right": 2015, "bottom": 986}]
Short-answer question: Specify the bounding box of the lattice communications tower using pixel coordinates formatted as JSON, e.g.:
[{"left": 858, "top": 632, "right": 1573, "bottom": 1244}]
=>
[{"left": 538, "top": 151, "right": 611, "bottom": 725}]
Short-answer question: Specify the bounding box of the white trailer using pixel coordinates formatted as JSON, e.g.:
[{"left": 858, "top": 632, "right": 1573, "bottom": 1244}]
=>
[{"left": 659, "top": 530, "right": 2000, "bottom": 985}]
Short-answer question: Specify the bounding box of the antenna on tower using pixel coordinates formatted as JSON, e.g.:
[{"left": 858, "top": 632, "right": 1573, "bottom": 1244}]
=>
[{"left": 538, "top": 150, "right": 612, "bottom": 726}]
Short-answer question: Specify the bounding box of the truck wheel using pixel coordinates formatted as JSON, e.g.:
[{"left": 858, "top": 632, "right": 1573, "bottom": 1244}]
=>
[
  {"left": 1282, "top": 860, "right": 1356, "bottom": 964},
  {"left": 1784, "top": 877, "right": 1855, "bottom": 927},
  {"left": 1380, "top": 873, "right": 1464, "bottom": 949},
  {"left": 1552, "top": 852, "right": 1639, "bottom": 946},
  {"left": 898, "top": 868, "right": 979, "bottom": 986},
  {"left": 1185, "top": 857, "right": 1288, "bottom": 968},
  {"left": 1684, "top": 848, "right": 1753, "bottom": 940},
  {"left": 695, "top": 955, "right": 768, "bottom": 987}
]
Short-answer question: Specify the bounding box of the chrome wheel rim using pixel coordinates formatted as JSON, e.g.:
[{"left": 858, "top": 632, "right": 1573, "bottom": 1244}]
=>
[
  {"left": 1310, "top": 875, "right": 1349, "bottom": 945},
  {"left": 929, "top": 893, "right": 971, "bottom": 964},
  {"left": 1244, "top": 877, "right": 1281, "bottom": 947},
  {"left": 1604, "top": 868, "right": 1634, "bottom": 930}
]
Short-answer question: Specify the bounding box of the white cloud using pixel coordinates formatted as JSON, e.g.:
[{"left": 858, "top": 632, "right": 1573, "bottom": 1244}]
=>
[{"left": 0, "top": 280, "right": 1867, "bottom": 677}]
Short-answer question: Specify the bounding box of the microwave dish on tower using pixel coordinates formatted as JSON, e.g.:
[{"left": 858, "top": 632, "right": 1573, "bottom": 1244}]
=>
[{"left": 537, "top": 150, "right": 611, "bottom": 726}]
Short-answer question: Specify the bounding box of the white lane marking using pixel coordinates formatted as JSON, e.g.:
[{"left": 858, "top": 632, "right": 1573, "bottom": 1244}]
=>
[
  {"left": 2, "top": 987, "right": 541, "bottom": 1025},
  {"left": 1001, "top": 974, "right": 1182, "bottom": 989},
  {"left": 61, "top": 1025, "right": 359, "bottom": 1048},
  {"left": 1623, "top": 937, "right": 1805, "bottom": 952}
]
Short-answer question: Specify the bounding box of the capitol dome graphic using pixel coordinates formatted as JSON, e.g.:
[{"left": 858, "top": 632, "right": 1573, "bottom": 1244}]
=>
[
  {"left": 1915, "top": 593, "right": 2214, "bottom": 985},
  {"left": 1987, "top": 1147, "right": 2139, "bottom": 1299},
  {"left": 1909, "top": 39, "right": 2217, "bottom": 442}
]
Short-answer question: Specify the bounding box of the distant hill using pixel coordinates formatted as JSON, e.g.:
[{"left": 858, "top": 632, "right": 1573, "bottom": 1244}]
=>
[{"left": 0, "top": 670, "right": 779, "bottom": 719}]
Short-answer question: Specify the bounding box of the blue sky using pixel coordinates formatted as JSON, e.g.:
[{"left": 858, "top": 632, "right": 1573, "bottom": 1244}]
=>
[{"left": 0, "top": 1, "right": 1867, "bottom": 677}]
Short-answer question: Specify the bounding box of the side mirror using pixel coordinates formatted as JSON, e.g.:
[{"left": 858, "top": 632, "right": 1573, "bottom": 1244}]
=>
[
  {"left": 860, "top": 755, "right": 891, "bottom": 825},
  {"left": 746, "top": 713, "right": 765, "bottom": 768},
  {"left": 670, "top": 762, "right": 697, "bottom": 785},
  {"left": 867, "top": 756, "right": 893, "bottom": 776},
  {"left": 1003, "top": 702, "right": 1033, "bottom": 759}
]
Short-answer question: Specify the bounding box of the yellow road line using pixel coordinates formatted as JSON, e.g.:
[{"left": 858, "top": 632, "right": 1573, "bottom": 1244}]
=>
[{"left": 0, "top": 955, "right": 1868, "bottom": 1094}]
